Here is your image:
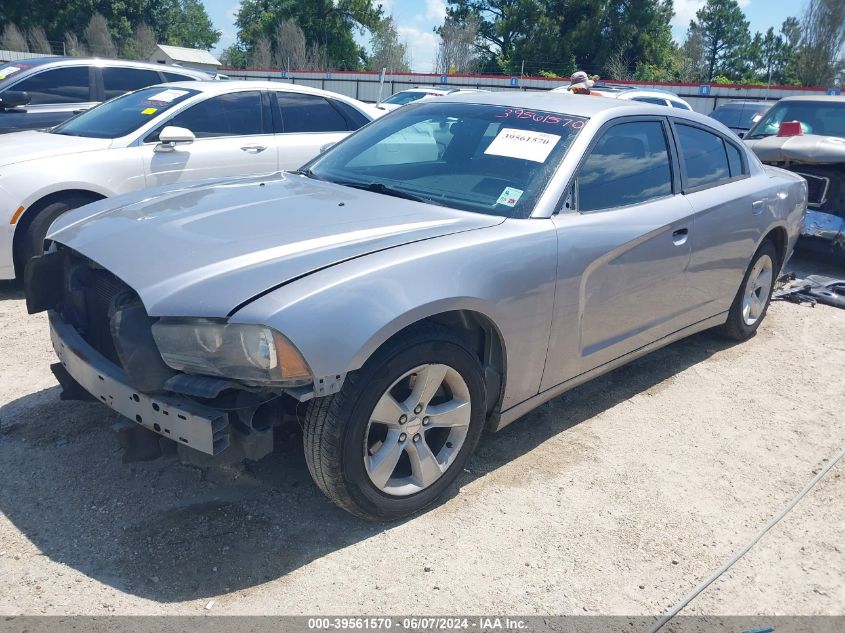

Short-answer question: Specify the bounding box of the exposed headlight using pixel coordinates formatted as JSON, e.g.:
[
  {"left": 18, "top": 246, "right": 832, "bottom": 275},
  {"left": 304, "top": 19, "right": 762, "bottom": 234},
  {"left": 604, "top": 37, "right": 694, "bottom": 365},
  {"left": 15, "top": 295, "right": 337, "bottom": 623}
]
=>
[{"left": 151, "top": 319, "right": 311, "bottom": 386}]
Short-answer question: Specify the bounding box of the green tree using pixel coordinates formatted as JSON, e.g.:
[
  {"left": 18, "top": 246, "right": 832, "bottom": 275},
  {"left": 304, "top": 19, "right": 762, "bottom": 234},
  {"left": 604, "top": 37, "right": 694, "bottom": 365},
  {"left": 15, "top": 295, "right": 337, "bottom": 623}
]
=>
[
  {"left": 367, "top": 17, "right": 411, "bottom": 73},
  {"left": 689, "top": 0, "right": 752, "bottom": 81},
  {"left": 792, "top": 0, "right": 845, "bottom": 87},
  {"left": 0, "top": 1, "right": 220, "bottom": 53},
  {"left": 443, "top": 0, "right": 675, "bottom": 77},
  {"left": 235, "top": 0, "right": 383, "bottom": 70}
]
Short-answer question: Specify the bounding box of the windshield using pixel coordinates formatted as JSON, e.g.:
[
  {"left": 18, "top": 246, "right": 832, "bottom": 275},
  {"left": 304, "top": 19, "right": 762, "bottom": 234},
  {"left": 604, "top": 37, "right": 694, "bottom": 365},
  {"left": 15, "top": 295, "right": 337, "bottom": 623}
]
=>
[
  {"left": 746, "top": 100, "right": 845, "bottom": 139},
  {"left": 383, "top": 91, "right": 436, "bottom": 106},
  {"left": 50, "top": 86, "right": 198, "bottom": 138},
  {"left": 304, "top": 102, "right": 587, "bottom": 218}
]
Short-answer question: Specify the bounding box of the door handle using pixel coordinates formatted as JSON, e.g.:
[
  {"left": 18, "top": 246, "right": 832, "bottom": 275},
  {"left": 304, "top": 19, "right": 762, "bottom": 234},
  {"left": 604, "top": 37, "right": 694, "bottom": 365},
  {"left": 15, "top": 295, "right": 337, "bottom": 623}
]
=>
[
  {"left": 672, "top": 228, "right": 689, "bottom": 246},
  {"left": 241, "top": 144, "right": 267, "bottom": 153},
  {"left": 752, "top": 200, "right": 764, "bottom": 215}
]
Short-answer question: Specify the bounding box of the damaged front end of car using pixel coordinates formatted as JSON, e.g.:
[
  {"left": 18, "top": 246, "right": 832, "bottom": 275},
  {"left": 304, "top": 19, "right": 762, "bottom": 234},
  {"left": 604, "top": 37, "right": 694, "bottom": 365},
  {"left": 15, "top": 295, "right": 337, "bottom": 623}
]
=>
[
  {"left": 746, "top": 136, "right": 845, "bottom": 253},
  {"left": 24, "top": 246, "right": 308, "bottom": 464}
]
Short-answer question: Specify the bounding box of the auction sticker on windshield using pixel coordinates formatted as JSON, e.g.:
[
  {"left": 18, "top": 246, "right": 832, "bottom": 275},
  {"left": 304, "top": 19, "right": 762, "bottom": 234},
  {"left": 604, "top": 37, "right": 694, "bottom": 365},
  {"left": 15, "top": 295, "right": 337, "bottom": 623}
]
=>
[
  {"left": 485, "top": 128, "right": 561, "bottom": 162},
  {"left": 147, "top": 89, "right": 189, "bottom": 103},
  {"left": 0, "top": 66, "right": 22, "bottom": 80},
  {"left": 496, "top": 186, "right": 524, "bottom": 207}
]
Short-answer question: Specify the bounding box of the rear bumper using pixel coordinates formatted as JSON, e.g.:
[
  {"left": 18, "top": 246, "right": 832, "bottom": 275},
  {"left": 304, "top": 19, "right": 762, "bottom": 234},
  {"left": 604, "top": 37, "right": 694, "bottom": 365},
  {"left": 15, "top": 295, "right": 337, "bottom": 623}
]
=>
[
  {"left": 801, "top": 210, "right": 845, "bottom": 247},
  {"left": 49, "top": 310, "right": 230, "bottom": 455}
]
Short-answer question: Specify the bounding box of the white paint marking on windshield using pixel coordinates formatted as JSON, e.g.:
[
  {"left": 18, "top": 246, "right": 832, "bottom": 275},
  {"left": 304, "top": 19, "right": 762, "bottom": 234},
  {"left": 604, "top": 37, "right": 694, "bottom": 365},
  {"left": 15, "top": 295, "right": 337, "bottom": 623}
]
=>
[{"left": 484, "top": 127, "right": 561, "bottom": 163}]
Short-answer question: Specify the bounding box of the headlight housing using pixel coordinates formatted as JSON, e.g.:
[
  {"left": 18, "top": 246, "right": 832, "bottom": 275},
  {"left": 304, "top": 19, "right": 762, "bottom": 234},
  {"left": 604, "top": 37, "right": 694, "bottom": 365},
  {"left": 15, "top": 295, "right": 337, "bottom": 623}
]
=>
[{"left": 151, "top": 319, "right": 311, "bottom": 386}]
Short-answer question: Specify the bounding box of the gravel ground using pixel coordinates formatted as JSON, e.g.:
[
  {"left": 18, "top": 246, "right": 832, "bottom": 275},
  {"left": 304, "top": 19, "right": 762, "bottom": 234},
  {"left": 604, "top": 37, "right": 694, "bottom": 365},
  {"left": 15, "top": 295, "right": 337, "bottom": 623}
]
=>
[{"left": 0, "top": 253, "right": 843, "bottom": 617}]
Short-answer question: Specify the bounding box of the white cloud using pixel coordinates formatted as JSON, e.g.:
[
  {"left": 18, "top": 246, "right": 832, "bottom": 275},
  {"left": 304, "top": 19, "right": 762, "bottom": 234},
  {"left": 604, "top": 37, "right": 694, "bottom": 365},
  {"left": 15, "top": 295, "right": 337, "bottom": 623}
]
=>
[
  {"left": 425, "top": 0, "right": 447, "bottom": 22},
  {"left": 398, "top": 25, "right": 439, "bottom": 73}
]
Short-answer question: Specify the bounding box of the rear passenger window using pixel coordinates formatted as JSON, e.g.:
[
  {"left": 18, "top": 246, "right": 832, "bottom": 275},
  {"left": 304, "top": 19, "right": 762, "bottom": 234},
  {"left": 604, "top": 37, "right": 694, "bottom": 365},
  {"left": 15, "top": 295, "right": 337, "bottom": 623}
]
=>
[
  {"left": 632, "top": 97, "right": 668, "bottom": 107},
  {"left": 275, "top": 92, "right": 349, "bottom": 133},
  {"left": 329, "top": 99, "right": 370, "bottom": 129},
  {"left": 102, "top": 67, "right": 163, "bottom": 99},
  {"left": 577, "top": 121, "right": 673, "bottom": 212},
  {"left": 670, "top": 101, "right": 691, "bottom": 110},
  {"left": 676, "top": 124, "right": 731, "bottom": 189},
  {"left": 163, "top": 72, "right": 200, "bottom": 83},
  {"left": 13, "top": 66, "right": 90, "bottom": 104},
  {"left": 725, "top": 141, "right": 745, "bottom": 177}
]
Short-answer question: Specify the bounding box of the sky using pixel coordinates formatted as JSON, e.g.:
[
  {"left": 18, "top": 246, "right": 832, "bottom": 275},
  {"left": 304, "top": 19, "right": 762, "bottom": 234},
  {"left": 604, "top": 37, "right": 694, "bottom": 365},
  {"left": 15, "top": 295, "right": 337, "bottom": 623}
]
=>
[{"left": 204, "top": 0, "right": 802, "bottom": 73}]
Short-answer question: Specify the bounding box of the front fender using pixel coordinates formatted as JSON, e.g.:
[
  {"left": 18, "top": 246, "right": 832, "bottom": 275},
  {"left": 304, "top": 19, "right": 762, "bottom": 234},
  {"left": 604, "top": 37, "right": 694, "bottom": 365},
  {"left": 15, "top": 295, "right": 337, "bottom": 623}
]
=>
[{"left": 231, "top": 219, "right": 559, "bottom": 410}]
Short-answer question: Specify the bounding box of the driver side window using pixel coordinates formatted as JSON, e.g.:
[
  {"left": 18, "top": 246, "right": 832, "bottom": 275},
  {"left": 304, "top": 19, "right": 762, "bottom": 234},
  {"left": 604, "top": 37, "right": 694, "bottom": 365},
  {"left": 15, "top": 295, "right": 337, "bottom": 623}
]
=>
[
  {"left": 576, "top": 120, "right": 673, "bottom": 213},
  {"left": 146, "top": 91, "right": 264, "bottom": 142}
]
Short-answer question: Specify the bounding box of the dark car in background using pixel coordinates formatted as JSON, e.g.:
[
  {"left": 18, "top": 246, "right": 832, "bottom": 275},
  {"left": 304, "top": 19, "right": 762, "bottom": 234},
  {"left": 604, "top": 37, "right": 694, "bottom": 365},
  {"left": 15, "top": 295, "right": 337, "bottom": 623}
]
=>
[
  {"left": 744, "top": 95, "right": 845, "bottom": 256},
  {"left": 0, "top": 57, "right": 216, "bottom": 133},
  {"left": 709, "top": 100, "right": 774, "bottom": 137}
]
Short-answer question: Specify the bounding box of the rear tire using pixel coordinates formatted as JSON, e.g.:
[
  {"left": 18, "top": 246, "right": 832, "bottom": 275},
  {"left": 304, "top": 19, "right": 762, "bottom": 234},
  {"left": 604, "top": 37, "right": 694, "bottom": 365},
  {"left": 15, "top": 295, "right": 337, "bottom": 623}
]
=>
[
  {"left": 303, "top": 324, "right": 487, "bottom": 520},
  {"left": 720, "top": 239, "right": 778, "bottom": 341},
  {"left": 18, "top": 196, "right": 96, "bottom": 272}
]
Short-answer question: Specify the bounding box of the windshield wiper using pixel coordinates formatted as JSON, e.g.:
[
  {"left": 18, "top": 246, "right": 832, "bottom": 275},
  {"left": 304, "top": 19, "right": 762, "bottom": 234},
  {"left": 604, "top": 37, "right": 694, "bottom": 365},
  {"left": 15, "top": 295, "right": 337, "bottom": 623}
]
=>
[
  {"left": 336, "top": 180, "right": 440, "bottom": 205},
  {"left": 289, "top": 167, "right": 317, "bottom": 178}
]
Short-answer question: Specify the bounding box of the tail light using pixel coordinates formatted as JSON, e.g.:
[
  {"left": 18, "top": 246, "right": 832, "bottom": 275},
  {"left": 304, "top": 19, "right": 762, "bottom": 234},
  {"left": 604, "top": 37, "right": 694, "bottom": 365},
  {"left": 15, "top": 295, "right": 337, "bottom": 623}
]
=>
[{"left": 777, "top": 121, "right": 804, "bottom": 137}]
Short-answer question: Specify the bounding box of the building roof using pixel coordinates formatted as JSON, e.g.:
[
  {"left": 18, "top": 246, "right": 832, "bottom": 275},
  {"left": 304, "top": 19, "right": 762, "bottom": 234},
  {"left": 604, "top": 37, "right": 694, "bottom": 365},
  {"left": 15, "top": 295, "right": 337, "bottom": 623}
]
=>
[{"left": 155, "top": 44, "right": 220, "bottom": 67}]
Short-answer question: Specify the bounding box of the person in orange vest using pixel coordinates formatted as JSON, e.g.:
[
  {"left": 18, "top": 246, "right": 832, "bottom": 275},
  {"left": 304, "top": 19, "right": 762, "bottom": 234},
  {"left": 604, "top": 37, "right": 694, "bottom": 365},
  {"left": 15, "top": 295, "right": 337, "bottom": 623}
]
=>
[{"left": 567, "top": 71, "right": 600, "bottom": 95}]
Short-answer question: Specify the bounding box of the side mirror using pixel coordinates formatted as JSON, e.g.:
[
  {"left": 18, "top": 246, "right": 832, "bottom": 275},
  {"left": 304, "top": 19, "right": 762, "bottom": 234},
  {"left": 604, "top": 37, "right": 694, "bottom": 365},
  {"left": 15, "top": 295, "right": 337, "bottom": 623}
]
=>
[
  {"left": 737, "top": 131, "right": 745, "bottom": 139},
  {"left": 155, "top": 126, "right": 195, "bottom": 152},
  {"left": 319, "top": 142, "right": 336, "bottom": 153},
  {"left": 0, "top": 90, "right": 31, "bottom": 109}
]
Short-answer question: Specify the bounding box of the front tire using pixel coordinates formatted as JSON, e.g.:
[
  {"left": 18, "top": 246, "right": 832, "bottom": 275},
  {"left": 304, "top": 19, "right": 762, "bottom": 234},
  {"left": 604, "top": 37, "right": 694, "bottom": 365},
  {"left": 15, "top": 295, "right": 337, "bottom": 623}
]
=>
[
  {"left": 18, "top": 196, "right": 96, "bottom": 273},
  {"left": 303, "top": 324, "right": 487, "bottom": 520},
  {"left": 720, "top": 239, "right": 778, "bottom": 341}
]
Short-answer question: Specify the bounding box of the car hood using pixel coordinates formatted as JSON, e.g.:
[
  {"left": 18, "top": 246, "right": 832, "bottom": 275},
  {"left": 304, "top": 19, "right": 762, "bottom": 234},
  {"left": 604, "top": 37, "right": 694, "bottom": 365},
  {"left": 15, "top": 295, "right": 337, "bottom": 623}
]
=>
[
  {"left": 745, "top": 134, "right": 845, "bottom": 164},
  {"left": 48, "top": 173, "right": 505, "bottom": 317},
  {"left": 0, "top": 130, "right": 112, "bottom": 167}
]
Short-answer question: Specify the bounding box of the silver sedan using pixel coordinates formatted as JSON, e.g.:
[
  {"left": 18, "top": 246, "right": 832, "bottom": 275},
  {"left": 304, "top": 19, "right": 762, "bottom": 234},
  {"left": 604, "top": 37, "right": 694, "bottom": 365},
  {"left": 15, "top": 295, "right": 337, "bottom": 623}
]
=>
[{"left": 27, "top": 91, "right": 807, "bottom": 519}]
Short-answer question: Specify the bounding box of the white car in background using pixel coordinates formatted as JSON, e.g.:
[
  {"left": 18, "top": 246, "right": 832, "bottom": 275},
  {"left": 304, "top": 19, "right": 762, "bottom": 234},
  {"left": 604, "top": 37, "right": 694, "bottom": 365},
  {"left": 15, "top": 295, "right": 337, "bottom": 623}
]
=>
[
  {"left": 0, "top": 80, "right": 380, "bottom": 279},
  {"left": 377, "top": 87, "right": 490, "bottom": 111},
  {"left": 552, "top": 83, "right": 693, "bottom": 110}
]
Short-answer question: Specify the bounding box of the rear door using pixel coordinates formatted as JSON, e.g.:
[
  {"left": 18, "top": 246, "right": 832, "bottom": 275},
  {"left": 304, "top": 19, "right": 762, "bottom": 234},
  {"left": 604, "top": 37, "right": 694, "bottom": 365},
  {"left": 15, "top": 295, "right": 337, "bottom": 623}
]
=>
[
  {"left": 672, "top": 120, "right": 770, "bottom": 319},
  {"left": 271, "top": 91, "right": 358, "bottom": 168},
  {"left": 542, "top": 117, "right": 697, "bottom": 389},
  {"left": 141, "top": 90, "right": 278, "bottom": 186},
  {"left": 98, "top": 66, "right": 167, "bottom": 101}
]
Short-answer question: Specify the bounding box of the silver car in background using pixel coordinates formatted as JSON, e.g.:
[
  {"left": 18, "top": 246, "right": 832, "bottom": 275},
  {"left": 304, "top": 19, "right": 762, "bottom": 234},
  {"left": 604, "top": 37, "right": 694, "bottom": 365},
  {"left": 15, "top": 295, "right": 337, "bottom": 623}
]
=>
[{"left": 26, "top": 92, "right": 806, "bottom": 520}]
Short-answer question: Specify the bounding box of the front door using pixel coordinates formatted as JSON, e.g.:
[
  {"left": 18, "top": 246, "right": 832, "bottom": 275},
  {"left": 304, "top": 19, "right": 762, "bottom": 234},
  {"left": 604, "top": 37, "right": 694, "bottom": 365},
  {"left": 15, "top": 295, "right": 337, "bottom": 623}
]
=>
[
  {"left": 541, "top": 118, "right": 697, "bottom": 391},
  {"left": 141, "top": 90, "right": 277, "bottom": 186}
]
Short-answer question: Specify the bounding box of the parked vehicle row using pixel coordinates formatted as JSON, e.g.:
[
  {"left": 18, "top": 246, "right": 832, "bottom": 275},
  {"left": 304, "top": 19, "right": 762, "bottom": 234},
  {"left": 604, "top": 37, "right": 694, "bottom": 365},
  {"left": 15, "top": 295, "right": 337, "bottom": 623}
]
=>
[
  {"left": 20, "top": 89, "right": 806, "bottom": 519},
  {"left": 0, "top": 57, "right": 222, "bottom": 134},
  {"left": 0, "top": 80, "right": 382, "bottom": 280}
]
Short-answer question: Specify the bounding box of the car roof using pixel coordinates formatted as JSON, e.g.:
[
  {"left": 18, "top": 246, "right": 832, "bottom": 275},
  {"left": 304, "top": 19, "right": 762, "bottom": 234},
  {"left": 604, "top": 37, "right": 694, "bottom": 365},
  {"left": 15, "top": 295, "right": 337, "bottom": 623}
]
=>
[
  {"left": 161, "top": 79, "right": 371, "bottom": 105},
  {"left": 777, "top": 95, "right": 845, "bottom": 103},
  {"left": 6, "top": 56, "right": 212, "bottom": 77},
  {"left": 438, "top": 90, "right": 641, "bottom": 116},
  {"left": 716, "top": 100, "right": 773, "bottom": 107}
]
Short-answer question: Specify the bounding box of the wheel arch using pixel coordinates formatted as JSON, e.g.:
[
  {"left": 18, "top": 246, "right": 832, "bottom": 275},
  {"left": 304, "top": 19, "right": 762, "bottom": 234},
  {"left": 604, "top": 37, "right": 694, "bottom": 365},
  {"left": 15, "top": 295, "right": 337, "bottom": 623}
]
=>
[
  {"left": 12, "top": 188, "right": 107, "bottom": 267},
  {"left": 760, "top": 224, "right": 789, "bottom": 270},
  {"left": 350, "top": 303, "right": 508, "bottom": 422}
]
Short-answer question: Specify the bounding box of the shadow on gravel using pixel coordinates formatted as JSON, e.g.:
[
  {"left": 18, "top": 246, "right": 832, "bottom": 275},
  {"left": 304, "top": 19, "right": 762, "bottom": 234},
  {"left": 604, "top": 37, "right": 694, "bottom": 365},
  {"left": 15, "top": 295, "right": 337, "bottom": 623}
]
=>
[
  {"left": 0, "top": 280, "right": 24, "bottom": 301},
  {"left": 0, "top": 328, "right": 737, "bottom": 603}
]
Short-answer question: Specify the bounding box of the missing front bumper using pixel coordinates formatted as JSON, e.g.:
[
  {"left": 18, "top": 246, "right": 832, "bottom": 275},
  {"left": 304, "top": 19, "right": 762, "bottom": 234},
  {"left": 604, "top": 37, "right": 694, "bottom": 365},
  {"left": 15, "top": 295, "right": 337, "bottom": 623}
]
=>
[
  {"left": 49, "top": 311, "right": 230, "bottom": 455},
  {"left": 801, "top": 210, "right": 845, "bottom": 247}
]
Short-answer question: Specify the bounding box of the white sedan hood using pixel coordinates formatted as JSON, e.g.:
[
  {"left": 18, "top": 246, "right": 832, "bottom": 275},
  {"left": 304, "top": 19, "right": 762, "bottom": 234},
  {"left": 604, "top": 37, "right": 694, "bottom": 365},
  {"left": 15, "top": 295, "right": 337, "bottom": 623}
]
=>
[{"left": 0, "top": 130, "right": 111, "bottom": 168}]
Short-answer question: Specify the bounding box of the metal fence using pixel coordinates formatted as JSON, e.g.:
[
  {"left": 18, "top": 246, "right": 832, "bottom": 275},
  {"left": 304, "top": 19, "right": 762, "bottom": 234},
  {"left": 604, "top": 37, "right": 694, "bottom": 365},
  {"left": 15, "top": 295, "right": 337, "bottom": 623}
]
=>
[{"left": 222, "top": 68, "right": 834, "bottom": 114}]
